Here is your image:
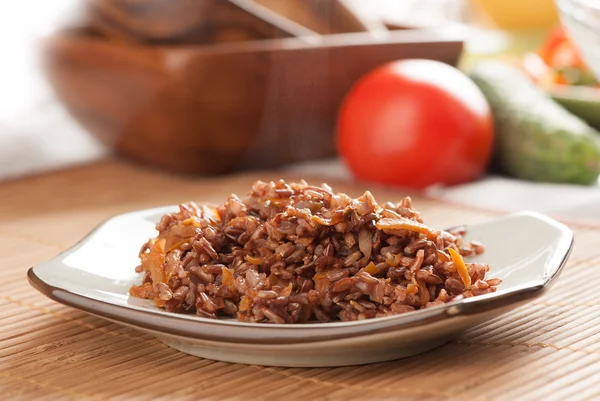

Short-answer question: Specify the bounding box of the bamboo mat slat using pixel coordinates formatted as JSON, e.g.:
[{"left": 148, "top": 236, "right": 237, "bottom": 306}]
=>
[{"left": 1, "top": 159, "right": 599, "bottom": 400}]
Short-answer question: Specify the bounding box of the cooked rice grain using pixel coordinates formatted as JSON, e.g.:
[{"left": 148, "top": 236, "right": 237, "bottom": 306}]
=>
[{"left": 130, "top": 180, "right": 500, "bottom": 323}]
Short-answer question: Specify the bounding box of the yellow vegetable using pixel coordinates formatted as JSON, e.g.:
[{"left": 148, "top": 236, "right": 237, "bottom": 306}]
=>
[
  {"left": 471, "top": 0, "right": 558, "bottom": 29},
  {"left": 449, "top": 248, "right": 471, "bottom": 288},
  {"left": 360, "top": 262, "right": 378, "bottom": 276}
]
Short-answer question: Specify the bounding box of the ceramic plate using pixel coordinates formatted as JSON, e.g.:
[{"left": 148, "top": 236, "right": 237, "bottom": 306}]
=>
[{"left": 28, "top": 209, "right": 573, "bottom": 367}]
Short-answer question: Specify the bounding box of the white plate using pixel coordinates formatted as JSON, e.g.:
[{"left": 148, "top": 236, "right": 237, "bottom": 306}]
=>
[{"left": 28, "top": 209, "right": 573, "bottom": 367}]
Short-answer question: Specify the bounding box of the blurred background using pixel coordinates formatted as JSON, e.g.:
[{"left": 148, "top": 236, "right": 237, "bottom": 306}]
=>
[{"left": 2, "top": 0, "right": 600, "bottom": 221}]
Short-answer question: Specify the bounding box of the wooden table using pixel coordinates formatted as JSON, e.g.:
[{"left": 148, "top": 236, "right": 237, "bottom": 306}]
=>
[{"left": 1, "top": 160, "right": 598, "bottom": 400}]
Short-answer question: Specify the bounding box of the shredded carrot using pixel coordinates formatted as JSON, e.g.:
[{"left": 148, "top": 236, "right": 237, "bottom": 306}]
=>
[
  {"left": 245, "top": 255, "right": 263, "bottom": 265},
  {"left": 270, "top": 198, "right": 290, "bottom": 207},
  {"left": 385, "top": 253, "right": 401, "bottom": 267},
  {"left": 239, "top": 296, "right": 252, "bottom": 312},
  {"left": 166, "top": 238, "right": 194, "bottom": 253},
  {"left": 129, "top": 282, "right": 153, "bottom": 298},
  {"left": 311, "top": 210, "right": 346, "bottom": 227},
  {"left": 313, "top": 272, "right": 328, "bottom": 280},
  {"left": 280, "top": 282, "right": 293, "bottom": 297},
  {"left": 313, "top": 272, "right": 330, "bottom": 292},
  {"left": 449, "top": 248, "right": 471, "bottom": 288},
  {"left": 376, "top": 218, "right": 440, "bottom": 241},
  {"left": 221, "top": 267, "right": 235, "bottom": 290},
  {"left": 149, "top": 238, "right": 166, "bottom": 285},
  {"left": 209, "top": 208, "right": 222, "bottom": 223},
  {"left": 361, "top": 261, "right": 378, "bottom": 275},
  {"left": 406, "top": 282, "right": 419, "bottom": 295},
  {"left": 182, "top": 218, "right": 201, "bottom": 227},
  {"left": 418, "top": 282, "right": 430, "bottom": 306},
  {"left": 163, "top": 224, "right": 197, "bottom": 251}
]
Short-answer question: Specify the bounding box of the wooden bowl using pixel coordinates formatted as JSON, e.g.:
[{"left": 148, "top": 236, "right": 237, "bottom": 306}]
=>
[
  {"left": 88, "top": 0, "right": 319, "bottom": 44},
  {"left": 253, "top": 0, "right": 383, "bottom": 35},
  {"left": 87, "top": 0, "right": 215, "bottom": 43},
  {"left": 44, "top": 28, "right": 464, "bottom": 175}
]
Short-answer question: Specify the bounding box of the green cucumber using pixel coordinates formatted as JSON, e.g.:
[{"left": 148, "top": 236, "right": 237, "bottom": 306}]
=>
[{"left": 469, "top": 61, "right": 600, "bottom": 185}]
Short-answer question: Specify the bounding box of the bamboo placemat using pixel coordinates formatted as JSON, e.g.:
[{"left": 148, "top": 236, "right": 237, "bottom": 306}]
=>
[{"left": 1, "top": 160, "right": 599, "bottom": 400}]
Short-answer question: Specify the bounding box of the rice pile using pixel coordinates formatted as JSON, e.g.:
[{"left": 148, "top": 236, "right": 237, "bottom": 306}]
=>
[{"left": 130, "top": 180, "right": 500, "bottom": 323}]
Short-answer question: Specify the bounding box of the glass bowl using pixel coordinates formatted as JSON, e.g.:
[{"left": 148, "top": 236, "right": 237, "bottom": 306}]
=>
[{"left": 555, "top": 0, "right": 600, "bottom": 79}]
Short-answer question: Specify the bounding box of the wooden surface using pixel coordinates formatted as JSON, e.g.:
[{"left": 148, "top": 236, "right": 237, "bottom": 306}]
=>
[{"left": 1, "top": 159, "right": 600, "bottom": 400}]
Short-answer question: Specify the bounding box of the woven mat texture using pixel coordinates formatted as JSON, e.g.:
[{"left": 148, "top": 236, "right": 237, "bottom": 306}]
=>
[{"left": 0, "top": 160, "right": 598, "bottom": 401}]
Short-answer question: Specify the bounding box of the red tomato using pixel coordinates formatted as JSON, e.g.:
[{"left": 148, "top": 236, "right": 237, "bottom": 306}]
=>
[
  {"left": 539, "top": 26, "right": 587, "bottom": 70},
  {"left": 336, "top": 59, "right": 494, "bottom": 189},
  {"left": 538, "top": 26, "right": 569, "bottom": 66}
]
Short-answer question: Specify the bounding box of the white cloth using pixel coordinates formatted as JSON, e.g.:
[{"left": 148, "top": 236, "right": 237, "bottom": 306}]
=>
[
  {"left": 428, "top": 176, "right": 600, "bottom": 224},
  {"left": 0, "top": 1, "right": 108, "bottom": 181}
]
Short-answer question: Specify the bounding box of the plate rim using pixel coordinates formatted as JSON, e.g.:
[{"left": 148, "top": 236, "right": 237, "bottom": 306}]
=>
[{"left": 27, "top": 210, "right": 573, "bottom": 344}]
